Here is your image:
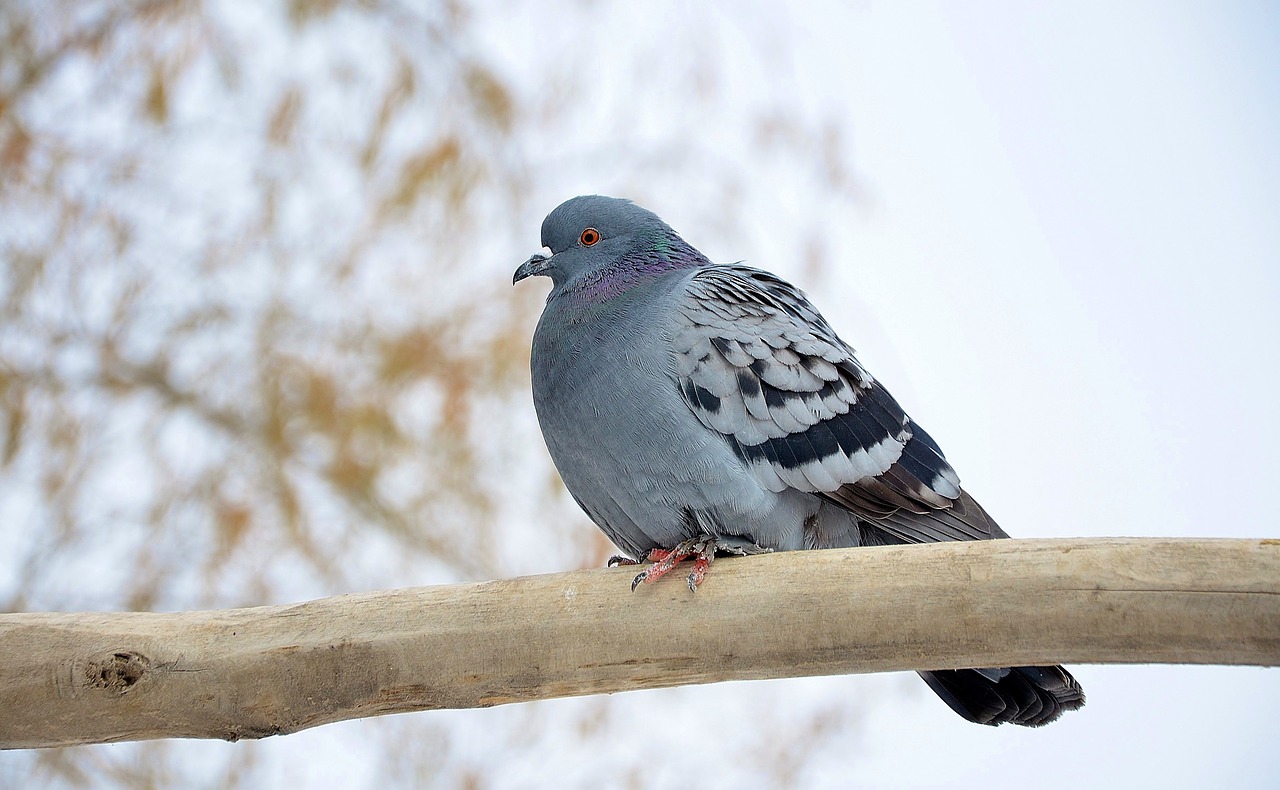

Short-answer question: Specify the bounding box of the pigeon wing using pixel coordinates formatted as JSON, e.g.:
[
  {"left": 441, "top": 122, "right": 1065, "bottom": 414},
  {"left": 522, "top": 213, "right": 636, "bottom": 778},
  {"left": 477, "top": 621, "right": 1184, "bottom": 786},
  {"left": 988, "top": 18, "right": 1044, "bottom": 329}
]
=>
[{"left": 672, "top": 264, "right": 1005, "bottom": 543}]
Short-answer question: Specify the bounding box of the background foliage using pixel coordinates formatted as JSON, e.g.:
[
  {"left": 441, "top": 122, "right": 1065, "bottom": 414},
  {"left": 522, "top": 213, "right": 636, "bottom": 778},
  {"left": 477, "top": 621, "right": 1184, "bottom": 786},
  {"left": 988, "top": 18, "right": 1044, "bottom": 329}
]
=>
[{"left": 1, "top": 1, "right": 861, "bottom": 785}]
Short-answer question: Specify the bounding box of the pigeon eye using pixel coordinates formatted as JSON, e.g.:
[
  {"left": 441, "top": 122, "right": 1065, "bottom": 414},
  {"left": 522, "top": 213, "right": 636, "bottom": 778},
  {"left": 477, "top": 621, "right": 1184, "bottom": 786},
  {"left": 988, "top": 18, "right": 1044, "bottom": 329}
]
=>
[{"left": 579, "top": 228, "right": 601, "bottom": 246}]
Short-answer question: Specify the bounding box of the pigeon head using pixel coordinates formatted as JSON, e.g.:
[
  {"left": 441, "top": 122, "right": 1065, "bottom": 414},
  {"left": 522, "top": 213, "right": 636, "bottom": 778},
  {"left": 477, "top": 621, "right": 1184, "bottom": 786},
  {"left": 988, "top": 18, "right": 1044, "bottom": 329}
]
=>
[{"left": 513, "top": 195, "right": 706, "bottom": 296}]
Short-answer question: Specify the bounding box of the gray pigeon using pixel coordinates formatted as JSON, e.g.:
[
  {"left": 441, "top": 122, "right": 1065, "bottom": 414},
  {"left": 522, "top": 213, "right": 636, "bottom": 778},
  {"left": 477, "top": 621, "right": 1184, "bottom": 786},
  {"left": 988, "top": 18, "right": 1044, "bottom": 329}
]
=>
[{"left": 514, "top": 195, "right": 1085, "bottom": 727}]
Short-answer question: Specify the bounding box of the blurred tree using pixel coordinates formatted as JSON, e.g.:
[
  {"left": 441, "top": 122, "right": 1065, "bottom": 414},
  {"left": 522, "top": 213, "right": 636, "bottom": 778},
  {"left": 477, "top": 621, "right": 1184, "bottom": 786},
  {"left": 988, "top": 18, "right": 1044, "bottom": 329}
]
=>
[{"left": 0, "top": 0, "right": 862, "bottom": 786}]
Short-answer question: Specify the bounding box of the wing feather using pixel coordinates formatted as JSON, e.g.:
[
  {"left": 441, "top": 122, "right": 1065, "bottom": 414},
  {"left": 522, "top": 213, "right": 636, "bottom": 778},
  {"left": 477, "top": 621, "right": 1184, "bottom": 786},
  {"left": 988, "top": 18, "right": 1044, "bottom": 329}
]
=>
[{"left": 673, "top": 264, "right": 1001, "bottom": 544}]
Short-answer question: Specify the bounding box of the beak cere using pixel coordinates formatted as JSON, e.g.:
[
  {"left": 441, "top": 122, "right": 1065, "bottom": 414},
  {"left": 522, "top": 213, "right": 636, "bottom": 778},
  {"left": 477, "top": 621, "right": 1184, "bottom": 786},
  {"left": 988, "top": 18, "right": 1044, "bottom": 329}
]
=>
[{"left": 513, "top": 253, "right": 551, "bottom": 285}]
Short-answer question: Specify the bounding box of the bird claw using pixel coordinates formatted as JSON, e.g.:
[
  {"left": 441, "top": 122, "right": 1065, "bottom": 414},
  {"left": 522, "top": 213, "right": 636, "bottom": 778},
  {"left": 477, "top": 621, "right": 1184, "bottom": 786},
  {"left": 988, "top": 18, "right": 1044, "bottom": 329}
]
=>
[
  {"left": 686, "top": 552, "right": 712, "bottom": 592},
  {"left": 630, "top": 537, "right": 719, "bottom": 592},
  {"left": 607, "top": 555, "right": 640, "bottom": 567}
]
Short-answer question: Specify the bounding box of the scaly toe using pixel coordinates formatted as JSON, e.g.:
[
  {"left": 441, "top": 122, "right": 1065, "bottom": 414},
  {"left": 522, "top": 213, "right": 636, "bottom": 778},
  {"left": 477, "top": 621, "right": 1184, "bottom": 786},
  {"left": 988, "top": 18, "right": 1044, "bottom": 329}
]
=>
[
  {"left": 685, "top": 540, "right": 717, "bottom": 591},
  {"left": 630, "top": 538, "right": 713, "bottom": 591},
  {"left": 629, "top": 537, "right": 723, "bottom": 592}
]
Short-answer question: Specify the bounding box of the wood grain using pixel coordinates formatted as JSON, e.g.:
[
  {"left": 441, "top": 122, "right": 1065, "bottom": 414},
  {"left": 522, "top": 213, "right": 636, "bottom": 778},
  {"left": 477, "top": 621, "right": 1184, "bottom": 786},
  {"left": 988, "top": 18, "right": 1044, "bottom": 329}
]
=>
[{"left": 2, "top": 538, "right": 1277, "bottom": 749}]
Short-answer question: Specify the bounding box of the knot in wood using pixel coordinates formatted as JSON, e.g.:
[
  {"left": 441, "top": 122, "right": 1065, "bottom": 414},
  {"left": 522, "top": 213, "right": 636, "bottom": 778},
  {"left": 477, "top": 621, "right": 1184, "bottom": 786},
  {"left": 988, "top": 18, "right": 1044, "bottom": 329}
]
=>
[{"left": 85, "top": 650, "right": 151, "bottom": 694}]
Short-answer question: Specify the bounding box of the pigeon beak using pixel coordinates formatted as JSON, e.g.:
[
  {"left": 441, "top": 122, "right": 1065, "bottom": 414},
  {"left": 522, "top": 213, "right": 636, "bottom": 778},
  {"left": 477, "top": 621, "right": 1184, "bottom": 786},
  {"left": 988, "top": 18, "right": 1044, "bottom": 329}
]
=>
[{"left": 513, "top": 253, "right": 551, "bottom": 285}]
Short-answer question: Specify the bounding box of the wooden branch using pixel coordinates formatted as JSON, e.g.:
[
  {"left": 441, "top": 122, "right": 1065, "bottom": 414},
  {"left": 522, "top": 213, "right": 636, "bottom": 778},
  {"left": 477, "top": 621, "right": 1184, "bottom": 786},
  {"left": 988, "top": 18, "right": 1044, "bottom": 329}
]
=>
[{"left": 2, "top": 538, "right": 1277, "bottom": 749}]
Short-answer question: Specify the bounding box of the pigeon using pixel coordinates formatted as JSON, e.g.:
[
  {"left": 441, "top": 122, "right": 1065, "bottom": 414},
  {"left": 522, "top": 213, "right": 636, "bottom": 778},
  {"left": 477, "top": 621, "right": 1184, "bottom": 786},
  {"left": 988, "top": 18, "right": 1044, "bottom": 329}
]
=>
[{"left": 513, "top": 195, "right": 1085, "bottom": 727}]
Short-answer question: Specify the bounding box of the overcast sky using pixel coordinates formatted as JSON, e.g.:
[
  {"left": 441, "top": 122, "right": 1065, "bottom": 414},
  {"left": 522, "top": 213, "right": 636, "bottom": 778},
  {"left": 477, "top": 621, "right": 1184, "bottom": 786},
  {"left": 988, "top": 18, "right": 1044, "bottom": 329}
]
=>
[{"left": 776, "top": 3, "right": 1280, "bottom": 786}]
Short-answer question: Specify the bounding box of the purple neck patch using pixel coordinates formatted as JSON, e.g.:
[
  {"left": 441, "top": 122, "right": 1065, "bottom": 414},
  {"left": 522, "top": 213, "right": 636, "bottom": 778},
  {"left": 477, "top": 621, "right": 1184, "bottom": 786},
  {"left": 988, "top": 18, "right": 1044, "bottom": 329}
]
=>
[{"left": 566, "top": 234, "right": 708, "bottom": 305}]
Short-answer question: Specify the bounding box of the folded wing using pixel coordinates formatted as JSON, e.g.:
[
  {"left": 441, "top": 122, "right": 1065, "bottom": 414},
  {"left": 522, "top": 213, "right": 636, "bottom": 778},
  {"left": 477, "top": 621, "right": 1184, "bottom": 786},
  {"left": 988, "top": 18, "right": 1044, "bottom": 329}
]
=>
[{"left": 673, "top": 264, "right": 1006, "bottom": 543}]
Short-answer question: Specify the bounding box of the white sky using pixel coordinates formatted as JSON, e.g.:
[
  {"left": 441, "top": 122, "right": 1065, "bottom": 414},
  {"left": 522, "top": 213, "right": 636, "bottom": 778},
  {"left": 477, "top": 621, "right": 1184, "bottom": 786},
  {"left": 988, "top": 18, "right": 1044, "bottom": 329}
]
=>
[{"left": 759, "top": 3, "right": 1280, "bottom": 787}]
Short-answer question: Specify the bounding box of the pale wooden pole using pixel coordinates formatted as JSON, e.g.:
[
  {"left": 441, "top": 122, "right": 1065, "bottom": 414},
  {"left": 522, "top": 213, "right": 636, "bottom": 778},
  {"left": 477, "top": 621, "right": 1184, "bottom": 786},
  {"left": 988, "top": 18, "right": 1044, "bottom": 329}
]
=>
[{"left": 2, "top": 538, "right": 1277, "bottom": 749}]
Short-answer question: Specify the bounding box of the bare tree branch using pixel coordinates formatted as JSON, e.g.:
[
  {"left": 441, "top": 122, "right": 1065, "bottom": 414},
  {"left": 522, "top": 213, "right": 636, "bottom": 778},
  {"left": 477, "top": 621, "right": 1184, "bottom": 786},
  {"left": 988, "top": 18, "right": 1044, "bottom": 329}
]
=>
[{"left": 2, "top": 537, "right": 1277, "bottom": 750}]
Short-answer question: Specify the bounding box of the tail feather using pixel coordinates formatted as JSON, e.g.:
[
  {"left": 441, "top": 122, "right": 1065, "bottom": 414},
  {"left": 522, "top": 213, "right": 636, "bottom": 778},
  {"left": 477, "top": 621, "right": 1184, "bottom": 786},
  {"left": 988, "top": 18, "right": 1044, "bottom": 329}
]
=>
[{"left": 919, "top": 665, "right": 1085, "bottom": 727}]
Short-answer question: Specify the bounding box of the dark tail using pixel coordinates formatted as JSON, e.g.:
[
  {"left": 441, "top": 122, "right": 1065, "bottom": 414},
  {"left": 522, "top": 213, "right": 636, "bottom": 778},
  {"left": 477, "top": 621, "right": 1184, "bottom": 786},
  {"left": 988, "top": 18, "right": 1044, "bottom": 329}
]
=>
[{"left": 918, "top": 665, "right": 1085, "bottom": 727}]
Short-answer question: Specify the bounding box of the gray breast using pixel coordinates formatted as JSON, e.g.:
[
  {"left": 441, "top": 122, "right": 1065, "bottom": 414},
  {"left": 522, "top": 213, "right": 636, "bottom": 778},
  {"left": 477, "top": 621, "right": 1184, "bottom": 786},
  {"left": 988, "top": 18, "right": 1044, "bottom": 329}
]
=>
[{"left": 530, "top": 274, "right": 823, "bottom": 557}]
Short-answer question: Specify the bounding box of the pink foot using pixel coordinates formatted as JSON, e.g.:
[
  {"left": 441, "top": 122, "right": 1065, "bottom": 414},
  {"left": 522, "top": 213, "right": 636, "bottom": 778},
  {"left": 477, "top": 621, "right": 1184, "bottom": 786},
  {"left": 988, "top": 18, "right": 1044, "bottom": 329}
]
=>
[
  {"left": 687, "top": 553, "right": 712, "bottom": 591},
  {"left": 630, "top": 538, "right": 718, "bottom": 592}
]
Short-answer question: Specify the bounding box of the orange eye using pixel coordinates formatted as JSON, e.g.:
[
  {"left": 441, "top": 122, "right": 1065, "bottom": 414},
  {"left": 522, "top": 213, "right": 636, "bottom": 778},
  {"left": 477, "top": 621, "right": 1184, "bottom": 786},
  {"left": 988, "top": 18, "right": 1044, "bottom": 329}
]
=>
[{"left": 579, "top": 228, "right": 601, "bottom": 246}]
